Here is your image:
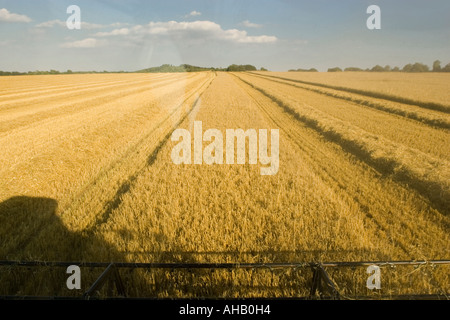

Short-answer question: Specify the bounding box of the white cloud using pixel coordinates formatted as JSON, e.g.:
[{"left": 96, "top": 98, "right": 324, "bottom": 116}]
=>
[
  {"left": 240, "top": 20, "right": 262, "bottom": 28},
  {"left": 81, "top": 22, "right": 111, "bottom": 29},
  {"left": 186, "top": 11, "right": 201, "bottom": 17},
  {"left": 109, "top": 22, "right": 130, "bottom": 28},
  {"left": 94, "top": 20, "right": 277, "bottom": 44},
  {"left": 0, "top": 8, "right": 31, "bottom": 23},
  {"left": 94, "top": 27, "right": 130, "bottom": 37},
  {"left": 60, "top": 38, "right": 106, "bottom": 48}
]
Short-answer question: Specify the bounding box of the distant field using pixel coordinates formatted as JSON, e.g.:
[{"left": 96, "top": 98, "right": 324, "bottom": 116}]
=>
[{"left": 0, "top": 72, "right": 448, "bottom": 298}]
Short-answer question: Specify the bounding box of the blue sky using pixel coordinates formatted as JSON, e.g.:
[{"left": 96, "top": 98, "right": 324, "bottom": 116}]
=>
[{"left": 0, "top": 0, "right": 449, "bottom": 72}]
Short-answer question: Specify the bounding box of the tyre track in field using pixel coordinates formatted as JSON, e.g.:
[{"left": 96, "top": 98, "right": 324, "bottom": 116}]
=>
[
  {"left": 249, "top": 72, "right": 450, "bottom": 115},
  {"left": 231, "top": 73, "right": 449, "bottom": 258},
  {"left": 234, "top": 73, "right": 450, "bottom": 216},
  {"left": 61, "top": 73, "right": 216, "bottom": 235}
]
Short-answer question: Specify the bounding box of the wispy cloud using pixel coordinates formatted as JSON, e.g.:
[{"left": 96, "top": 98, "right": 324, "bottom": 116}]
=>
[
  {"left": 93, "top": 20, "right": 277, "bottom": 44},
  {"left": 185, "top": 11, "right": 201, "bottom": 17},
  {"left": 240, "top": 20, "right": 262, "bottom": 28},
  {"left": 35, "top": 19, "right": 66, "bottom": 28},
  {"left": 0, "top": 8, "right": 31, "bottom": 23},
  {"left": 110, "top": 22, "right": 130, "bottom": 28},
  {"left": 36, "top": 19, "right": 129, "bottom": 29},
  {"left": 60, "top": 38, "right": 107, "bottom": 48},
  {"left": 94, "top": 27, "right": 131, "bottom": 37}
]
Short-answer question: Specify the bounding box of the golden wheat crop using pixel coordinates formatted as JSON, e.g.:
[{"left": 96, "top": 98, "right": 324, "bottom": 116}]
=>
[{"left": 0, "top": 71, "right": 448, "bottom": 298}]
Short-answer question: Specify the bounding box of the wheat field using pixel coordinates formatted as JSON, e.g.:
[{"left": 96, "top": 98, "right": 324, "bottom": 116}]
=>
[{"left": 0, "top": 71, "right": 448, "bottom": 298}]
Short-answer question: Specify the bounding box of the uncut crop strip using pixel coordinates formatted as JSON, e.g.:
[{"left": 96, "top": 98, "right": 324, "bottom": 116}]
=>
[
  {"left": 253, "top": 72, "right": 450, "bottom": 113},
  {"left": 235, "top": 73, "right": 450, "bottom": 214},
  {"left": 249, "top": 72, "right": 450, "bottom": 129}
]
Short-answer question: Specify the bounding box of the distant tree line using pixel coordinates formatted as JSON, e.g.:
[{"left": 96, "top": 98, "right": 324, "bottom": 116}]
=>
[
  {"left": 286, "top": 60, "right": 450, "bottom": 73},
  {"left": 225, "top": 64, "right": 257, "bottom": 72},
  {"left": 137, "top": 64, "right": 219, "bottom": 73},
  {"left": 4, "top": 60, "right": 450, "bottom": 76},
  {"left": 288, "top": 68, "right": 318, "bottom": 72},
  {"left": 0, "top": 64, "right": 269, "bottom": 76},
  {"left": 137, "top": 64, "right": 265, "bottom": 73},
  {"left": 139, "top": 64, "right": 262, "bottom": 72},
  {"left": 325, "top": 60, "right": 450, "bottom": 73}
]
